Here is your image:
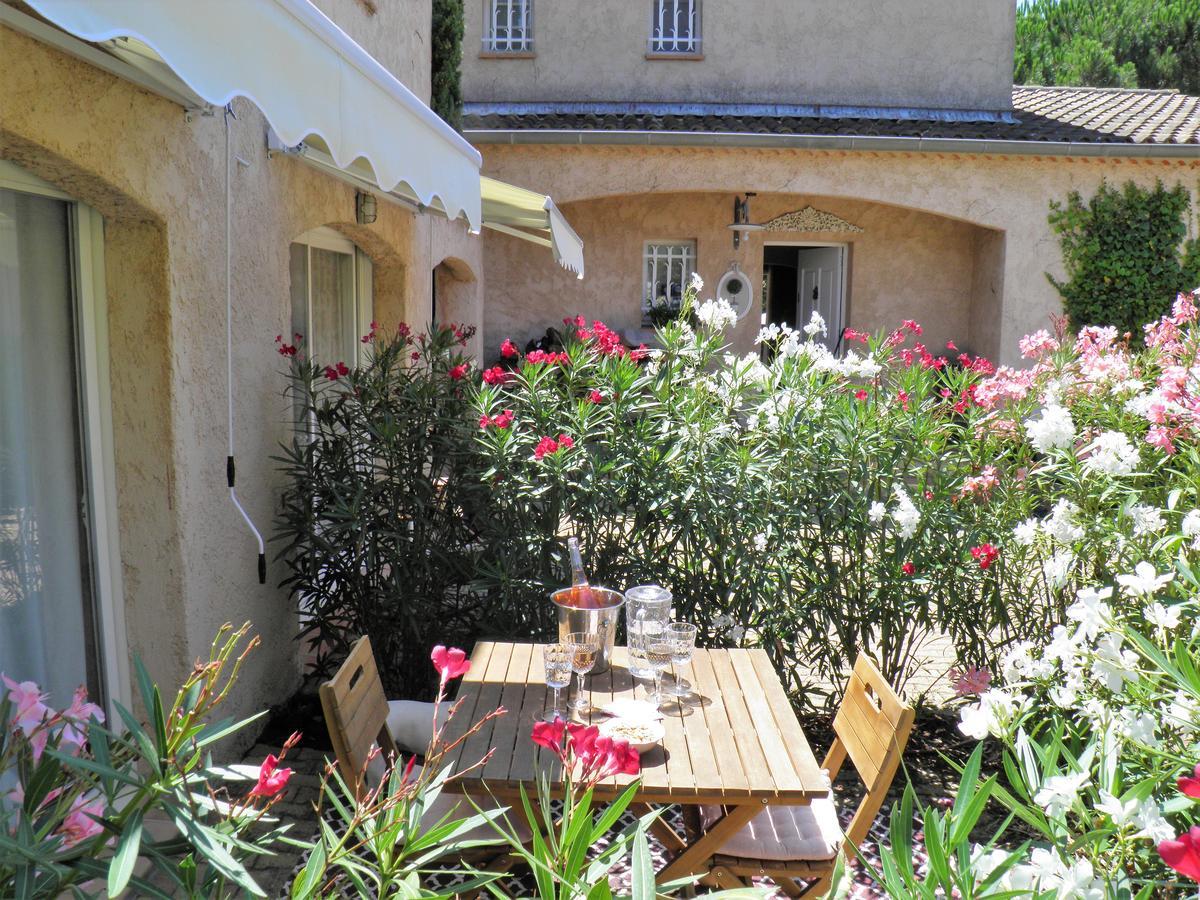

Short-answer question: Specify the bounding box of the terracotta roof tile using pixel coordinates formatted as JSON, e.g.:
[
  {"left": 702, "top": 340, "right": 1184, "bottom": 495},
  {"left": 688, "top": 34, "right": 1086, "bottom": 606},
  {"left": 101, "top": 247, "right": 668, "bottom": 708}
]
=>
[{"left": 463, "top": 87, "right": 1200, "bottom": 146}]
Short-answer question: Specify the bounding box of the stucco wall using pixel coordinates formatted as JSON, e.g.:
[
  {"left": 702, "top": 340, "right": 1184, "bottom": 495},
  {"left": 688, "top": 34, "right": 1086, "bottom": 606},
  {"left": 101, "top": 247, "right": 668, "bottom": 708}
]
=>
[
  {"left": 463, "top": 0, "right": 1015, "bottom": 110},
  {"left": 481, "top": 191, "right": 997, "bottom": 361},
  {"left": 478, "top": 143, "right": 1200, "bottom": 366},
  {"left": 0, "top": 20, "right": 482, "bottom": 747}
]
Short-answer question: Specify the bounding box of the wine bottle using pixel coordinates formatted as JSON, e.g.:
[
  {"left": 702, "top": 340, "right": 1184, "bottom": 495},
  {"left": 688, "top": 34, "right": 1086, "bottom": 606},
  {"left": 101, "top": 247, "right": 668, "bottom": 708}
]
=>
[{"left": 567, "top": 536, "right": 597, "bottom": 609}]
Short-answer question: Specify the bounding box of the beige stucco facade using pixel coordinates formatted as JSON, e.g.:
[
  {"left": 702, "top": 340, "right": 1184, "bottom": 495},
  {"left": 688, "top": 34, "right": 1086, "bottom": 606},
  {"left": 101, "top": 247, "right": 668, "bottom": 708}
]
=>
[
  {"left": 477, "top": 143, "right": 1200, "bottom": 366},
  {"left": 463, "top": 0, "right": 1015, "bottom": 110},
  {"left": 0, "top": 3, "right": 484, "bottom": 743}
]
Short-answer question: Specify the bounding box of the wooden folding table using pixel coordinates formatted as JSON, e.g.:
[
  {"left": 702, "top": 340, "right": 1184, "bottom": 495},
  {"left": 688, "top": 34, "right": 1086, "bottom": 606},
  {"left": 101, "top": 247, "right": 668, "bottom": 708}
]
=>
[{"left": 439, "top": 641, "right": 829, "bottom": 884}]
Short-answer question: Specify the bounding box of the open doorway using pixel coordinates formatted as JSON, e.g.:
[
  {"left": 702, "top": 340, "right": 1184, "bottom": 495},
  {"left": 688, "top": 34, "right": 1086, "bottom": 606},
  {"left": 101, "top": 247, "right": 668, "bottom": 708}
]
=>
[{"left": 763, "top": 243, "right": 847, "bottom": 352}]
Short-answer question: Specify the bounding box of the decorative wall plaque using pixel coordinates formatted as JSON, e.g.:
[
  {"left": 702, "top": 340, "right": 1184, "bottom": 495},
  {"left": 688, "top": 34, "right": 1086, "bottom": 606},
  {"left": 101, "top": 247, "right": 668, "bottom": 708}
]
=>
[{"left": 762, "top": 206, "right": 863, "bottom": 233}]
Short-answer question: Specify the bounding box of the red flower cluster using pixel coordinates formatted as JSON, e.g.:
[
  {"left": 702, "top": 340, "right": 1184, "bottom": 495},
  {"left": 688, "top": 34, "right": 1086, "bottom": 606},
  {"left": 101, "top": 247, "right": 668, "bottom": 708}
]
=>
[
  {"left": 898, "top": 342, "right": 948, "bottom": 371},
  {"left": 324, "top": 361, "right": 350, "bottom": 380},
  {"left": 956, "top": 352, "right": 995, "bottom": 376},
  {"left": 431, "top": 645, "right": 470, "bottom": 684},
  {"left": 568, "top": 316, "right": 627, "bottom": 357},
  {"left": 588, "top": 390, "right": 605, "bottom": 404},
  {"left": 360, "top": 320, "right": 379, "bottom": 344},
  {"left": 448, "top": 363, "right": 470, "bottom": 381},
  {"left": 901, "top": 561, "right": 916, "bottom": 575},
  {"left": 1161, "top": 764, "right": 1200, "bottom": 880},
  {"left": 843, "top": 328, "right": 869, "bottom": 344},
  {"left": 500, "top": 338, "right": 519, "bottom": 359},
  {"left": 534, "top": 434, "right": 574, "bottom": 460},
  {"left": 897, "top": 390, "right": 909, "bottom": 411},
  {"left": 531, "top": 719, "right": 640, "bottom": 788},
  {"left": 397, "top": 322, "right": 412, "bottom": 339},
  {"left": 630, "top": 344, "right": 650, "bottom": 362},
  {"left": 249, "top": 753, "right": 293, "bottom": 798},
  {"left": 479, "top": 409, "right": 515, "bottom": 430},
  {"left": 854, "top": 389, "right": 869, "bottom": 401},
  {"left": 275, "top": 333, "right": 303, "bottom": 357},
  {"left": 525, "top": 349, "right": 570, "bottom": 366},
  {"left": 482, "top": 366, "right": 514, "bottom": 386},
  {"left": 970, "top": 543, "right": 999, "bottom": 570},
  {"left": 949, "top": 665, "right": 992, "bottom": 697}
]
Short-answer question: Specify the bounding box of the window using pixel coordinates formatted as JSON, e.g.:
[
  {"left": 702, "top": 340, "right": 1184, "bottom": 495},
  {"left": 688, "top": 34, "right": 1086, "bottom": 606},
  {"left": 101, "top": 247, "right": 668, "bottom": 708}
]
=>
[
  {"left": 0, "top": 161, "right": 126, "bottom": 711},
  {"left": 289, "top": 228, "right": 373, "bottom": 368},
  {"left": 483, "top": 0, "right": 533, "bottom": 53},
  {"left": 642, "top": 241, "right": 696, "bottom": 325},
  {"left": 649, "top": 0, "right": 700, "bottom": 54}
]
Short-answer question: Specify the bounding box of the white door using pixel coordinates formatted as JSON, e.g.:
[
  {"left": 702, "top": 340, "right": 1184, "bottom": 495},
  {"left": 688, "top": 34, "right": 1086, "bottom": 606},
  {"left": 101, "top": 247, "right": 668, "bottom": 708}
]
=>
[{"left": 795, "top": 246, "right": 844, "bottom": 352}]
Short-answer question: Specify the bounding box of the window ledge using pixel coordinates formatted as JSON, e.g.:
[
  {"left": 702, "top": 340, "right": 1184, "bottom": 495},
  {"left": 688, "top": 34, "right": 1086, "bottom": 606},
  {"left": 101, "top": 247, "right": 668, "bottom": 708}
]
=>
[
  {"left": 479, "top": 50, "right": 536, "bottom": 59},
  {"left": 645, "top": 51, "right": 704, "bottom": 61}
]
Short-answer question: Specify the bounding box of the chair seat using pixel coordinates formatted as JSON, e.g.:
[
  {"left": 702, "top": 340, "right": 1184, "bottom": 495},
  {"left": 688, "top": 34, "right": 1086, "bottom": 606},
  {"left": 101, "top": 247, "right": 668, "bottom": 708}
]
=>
[
  {"left": 386, "top": 699, "right": 448, "bottom": 754},
  {"left": 700, "top": 793, "right": 842, "bottom": 862}
]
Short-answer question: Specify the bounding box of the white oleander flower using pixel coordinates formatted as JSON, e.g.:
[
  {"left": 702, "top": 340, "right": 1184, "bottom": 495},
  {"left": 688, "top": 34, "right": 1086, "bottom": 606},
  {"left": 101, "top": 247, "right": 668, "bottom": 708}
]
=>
[
  {"left": 1167, "top": 691, "right": 1200, "bottom": 733},
  {"left": 1147, "top": 601, "right": 1182, "bottom": 630},
  {"left": 755, "top": 323, "right": 781, "bottom": 345},
  {"left": 803, "top": 310, "right": 827, "bottom": 338},
  {"left": 1117, "top": 561, "right": 1173, "bottom": 596},
  {"left": 1096, "top": 790, "right": 1139, "bottom": 827},
  {"left": 889, "top": 485, "right": 920, "bottom": 539},
  {"left": 689, "top": 272, "right": 704, "bottom": 292},
  {"left": 1129, "top": 504, "right": 1166, "bottom": 537},
  {"left": 1066, "top": 586, "right": 1112, "bottom": 640},
  {"left": 1044, "top": 499, "right": 1085, "bottom": 544},
  {"left": 1034, "top": 771, "right": 1090, "bottom": 818},
  {"left": 1025, "top": 404, "right": 1076, "bottom": 453},
  {"left": 728, "top": 625, "right": 745, "bottom": 643},
  {"left": 1042, "top": 550, "right": 1075, "bottom": 589},
  {"left": 868, "top": 501, "right": 887, "bottom": 523},
  {"left": 1120, "top": 709, "right": 1159, "bottom": 748},
  {"left": 1092, "top": 633, "right": 1138, "bottom": 693},
  {"left": 958, "top": 689, "right": 1021, "bottom": 740},
  {"left": 695, "top": 298, "right": 738, "bottom": 331},
  {"left": 1083, "top": 430, "right": 1139, "bottom": 476},
  {"left": 753, "top": 533, "right": 768, "bottom": 552},
  {"left": 1134, "top": 801, "right": 1175, "bottom": 843},
  {"left": 1013, "top": 517, "right": 1041, "bottom": 546}
]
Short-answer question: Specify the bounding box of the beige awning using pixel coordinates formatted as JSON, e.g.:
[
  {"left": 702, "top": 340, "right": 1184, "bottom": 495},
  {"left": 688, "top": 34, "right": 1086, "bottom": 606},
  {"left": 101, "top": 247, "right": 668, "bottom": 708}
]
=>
[{"left": 481, "top": 176, "right": 585, "bottom": 279}]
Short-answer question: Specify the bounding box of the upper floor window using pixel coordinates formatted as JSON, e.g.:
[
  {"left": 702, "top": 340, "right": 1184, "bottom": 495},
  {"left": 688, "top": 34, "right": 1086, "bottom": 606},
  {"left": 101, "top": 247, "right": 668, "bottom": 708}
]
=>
[
  {"left": 483, "top": 0, "right": 533, "bottom": 54},
  {"left": 643, "top": 241, "right": 695, "bottom": 326},
  {"left": 649, "top": 0, "right": 701, "bottom": 55}
]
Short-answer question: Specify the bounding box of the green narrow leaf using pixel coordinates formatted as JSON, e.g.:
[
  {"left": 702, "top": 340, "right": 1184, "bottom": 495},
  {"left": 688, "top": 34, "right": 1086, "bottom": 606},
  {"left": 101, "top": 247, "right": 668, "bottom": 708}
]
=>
[
  {"left": 630, "top": 827, "right": 654, "bottom": 900},
  {"left": 107, "top": 810, "right": 143, "bottom": 897},
  {"left": 291, "top": 838, "right": 326, "bottom": 899}
]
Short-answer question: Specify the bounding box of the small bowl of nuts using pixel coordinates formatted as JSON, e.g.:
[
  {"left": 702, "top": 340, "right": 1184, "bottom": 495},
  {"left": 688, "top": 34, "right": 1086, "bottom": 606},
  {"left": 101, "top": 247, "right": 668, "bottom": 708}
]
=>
[{"left": 598, "top": 717, "right": 665, "bottom": 753}]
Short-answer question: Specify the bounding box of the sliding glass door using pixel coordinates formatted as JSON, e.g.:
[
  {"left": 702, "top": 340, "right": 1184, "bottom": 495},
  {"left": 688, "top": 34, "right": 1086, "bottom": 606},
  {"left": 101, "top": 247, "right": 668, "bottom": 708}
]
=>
[{"left": 0, "top": 171, "right": 107, "bottom": 708}]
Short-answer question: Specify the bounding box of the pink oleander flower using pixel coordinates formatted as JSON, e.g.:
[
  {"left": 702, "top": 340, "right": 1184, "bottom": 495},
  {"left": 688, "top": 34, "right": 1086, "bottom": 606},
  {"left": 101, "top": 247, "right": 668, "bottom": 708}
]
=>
[
  {"left": 360, "top": 320, "right": 379, "bottom": 344},
  {"left": 534, "top": 436, "right": 559, "bottom": 460},
  {"left": 61, "top": 685, "right": 104, "bottom": 748},
  {"left": 531, "top": 722, "right": 640, "bottom": 788},
  {"left": 1179, "top": 763, "right": 1200, "bottom": 799},
  {"left": 1018, "top": 329, "right": 1060, "bottom": 359},
  {"left": 630, "top": 344, "right": 649, "bottom": 362},
  {"left": 1148, "top": 425, "right": 1179, "bottom": 455},
  {"left": 249, "top": 754, "right": 293, "bottom": 799},
  {"left": 901, "top": 561, "right": 916, "bottom": 575},
  {"left": 480, "top": 409, "right": 514, "bottom": 430},
  {"left": 901, "top": 319, "right": 923, "bottom": 335},
  {"left": 431, "top": 645, "right": 470, "bottom": 683},
  {"left": 481, "top": 365, "right": 511, "bottom": 386},
  {"left": 500, "top": 338, "right": 519, "bottom": 358},
  {"left": 2, "top": 674, "right": 49, "bottom": 733},
  {"left": 843, "top": 328, "right": 869, "bottom": 344},
  {"left": 949, "top": 665, "right": 992, "bottom": 696},
  {"left": 324, "top": 361, "right": 350, "bottom": 380},
  {"left": 589, "top": 390, "right": 605, "bottom": 404},
  {"left": 1161, "top": 827, "right": 1200, "bottom": 882},
  {"left": 57, "top": 795, "right": 105, "bottom": 848},
  {"left": 956, "top": 466, "right": 999, "bottom": 502},
  {"left": 448, "top": 363, "right": 470, "bottom": 381},
  {"left": 897, "top": 390, "right": 909, "bottom": 410},
  {"left": 854, "top": 389, "right": 868, "bottom": 401},
  {"left": 557, "top": 434, "right": 575, "bottom": 450}
]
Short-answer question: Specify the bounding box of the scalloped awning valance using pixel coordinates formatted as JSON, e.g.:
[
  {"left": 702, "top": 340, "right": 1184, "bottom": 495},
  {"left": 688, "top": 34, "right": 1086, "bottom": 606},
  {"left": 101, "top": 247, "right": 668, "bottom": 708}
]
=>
[{"left": 21, "top": 0, "right": 483, "bottom": 230}]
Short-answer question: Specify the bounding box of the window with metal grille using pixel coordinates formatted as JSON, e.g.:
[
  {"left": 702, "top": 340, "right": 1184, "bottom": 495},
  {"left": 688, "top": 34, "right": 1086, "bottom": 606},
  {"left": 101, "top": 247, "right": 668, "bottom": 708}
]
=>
[
  {"left": 483, "top": 0, "right": 533, "bottom": 53},
  {"left": 649, "top": 0, "right": 700, "bottom": 54},
  {"left": 643, "top": 242, "right": 696, "bottom": 325}
]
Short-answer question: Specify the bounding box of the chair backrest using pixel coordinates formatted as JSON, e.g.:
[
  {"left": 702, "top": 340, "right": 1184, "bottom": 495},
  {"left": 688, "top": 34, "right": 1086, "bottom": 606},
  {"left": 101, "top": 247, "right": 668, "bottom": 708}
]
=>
[
  {"left": 824, "top": 653, "right": 915, "bottom": 853},
  {"left": 319, "top": 635, "right": 398, "bottom": 795}
]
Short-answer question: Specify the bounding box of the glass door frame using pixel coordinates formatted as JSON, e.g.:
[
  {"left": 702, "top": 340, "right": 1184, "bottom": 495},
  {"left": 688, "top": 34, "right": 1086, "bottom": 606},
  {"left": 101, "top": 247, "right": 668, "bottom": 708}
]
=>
[{"left": 0, "top": 159, "right": 129, "bottom": 713}]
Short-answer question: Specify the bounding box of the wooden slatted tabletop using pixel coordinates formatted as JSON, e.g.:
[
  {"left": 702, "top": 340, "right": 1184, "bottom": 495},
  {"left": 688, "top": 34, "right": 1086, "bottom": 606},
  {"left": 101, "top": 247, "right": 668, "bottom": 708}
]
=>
[{"left": 440, "top": 641, "right": 827, "bottom": 806}]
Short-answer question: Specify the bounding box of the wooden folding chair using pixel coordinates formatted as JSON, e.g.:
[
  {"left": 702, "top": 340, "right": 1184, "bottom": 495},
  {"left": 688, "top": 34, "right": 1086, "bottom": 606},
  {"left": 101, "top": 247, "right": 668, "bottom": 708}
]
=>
[
  {"left": 700, "top": 653, "right": 915, "bottom": 898},
  {"left": 319, "top": 635, "right": 401, "bottom": 796}
]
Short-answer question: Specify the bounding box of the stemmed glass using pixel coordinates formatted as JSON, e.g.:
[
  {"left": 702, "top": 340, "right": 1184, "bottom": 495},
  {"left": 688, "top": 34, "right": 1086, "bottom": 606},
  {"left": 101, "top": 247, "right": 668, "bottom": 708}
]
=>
[
  {"left": 565, "top": 631, "right": 600, "bottom": 717},
  {"left": 644, "top": 636, "right": 676, "bottom": 709},
  {"left": 540, "top": 643, "right": 573, "bottom": 722},
  {"left": 665, "top": 622, "right": 697, "bottom": 698}
]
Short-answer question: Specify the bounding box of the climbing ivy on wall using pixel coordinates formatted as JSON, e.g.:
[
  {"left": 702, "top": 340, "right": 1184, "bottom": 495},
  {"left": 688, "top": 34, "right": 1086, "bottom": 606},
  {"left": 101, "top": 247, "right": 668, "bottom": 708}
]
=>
[
  {"left": 432, "top": 0, "right": 464, "bottom": 131},
  {"left": 1049, "top": 180, "right": 1200, "bottom": 340}
]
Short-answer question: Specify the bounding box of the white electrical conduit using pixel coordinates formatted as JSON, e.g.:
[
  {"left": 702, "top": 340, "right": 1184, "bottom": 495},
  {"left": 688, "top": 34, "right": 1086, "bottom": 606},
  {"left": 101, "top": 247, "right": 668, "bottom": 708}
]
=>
[{"left": 224, "top": 105, "right": 267, "bottom": 583}]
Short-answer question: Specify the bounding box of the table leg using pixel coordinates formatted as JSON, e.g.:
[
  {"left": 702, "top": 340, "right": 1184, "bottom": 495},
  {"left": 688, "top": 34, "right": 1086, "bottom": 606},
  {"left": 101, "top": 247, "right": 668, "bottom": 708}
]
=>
[{"left": 655, "top": 802, "right": 761, "bottom": 885}]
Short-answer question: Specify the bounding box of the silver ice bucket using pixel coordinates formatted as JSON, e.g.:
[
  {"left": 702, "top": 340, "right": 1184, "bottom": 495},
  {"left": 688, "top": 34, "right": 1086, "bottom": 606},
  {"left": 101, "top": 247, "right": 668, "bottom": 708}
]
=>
[{"left": 551, "top": 586, "right": 625, "bottom": 674}]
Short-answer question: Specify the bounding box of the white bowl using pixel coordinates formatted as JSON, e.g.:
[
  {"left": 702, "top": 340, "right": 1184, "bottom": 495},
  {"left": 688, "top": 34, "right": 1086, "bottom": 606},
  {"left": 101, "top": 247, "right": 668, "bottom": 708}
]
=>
[{"left": 598, "top": 717, "right": 665, "bottom": 753}]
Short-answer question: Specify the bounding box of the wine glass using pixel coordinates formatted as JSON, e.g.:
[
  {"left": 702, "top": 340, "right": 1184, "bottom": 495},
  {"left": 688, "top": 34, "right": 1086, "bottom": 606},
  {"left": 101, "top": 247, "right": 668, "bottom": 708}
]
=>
[
  {"left": 565, "top": 631, "right": 600, "bottom": 717},
  {"left": 540, "top": 643, "right": 572, "bottom": 722},
  {"left": 644, "top": 637, "right": 676, "bottom": 709},
  {"left": 665, "top": 622, "right": 697, "bottom": 698}
]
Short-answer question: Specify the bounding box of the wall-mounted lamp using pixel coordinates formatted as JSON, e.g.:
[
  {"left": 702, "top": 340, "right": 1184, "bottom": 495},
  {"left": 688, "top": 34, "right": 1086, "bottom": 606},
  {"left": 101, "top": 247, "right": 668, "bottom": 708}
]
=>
[
  {"left": 356, "top": 190, "right": 378, "bottom": 225},
  {"left": 728, "top": 191, "right": 764, "bottom": 250}
]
